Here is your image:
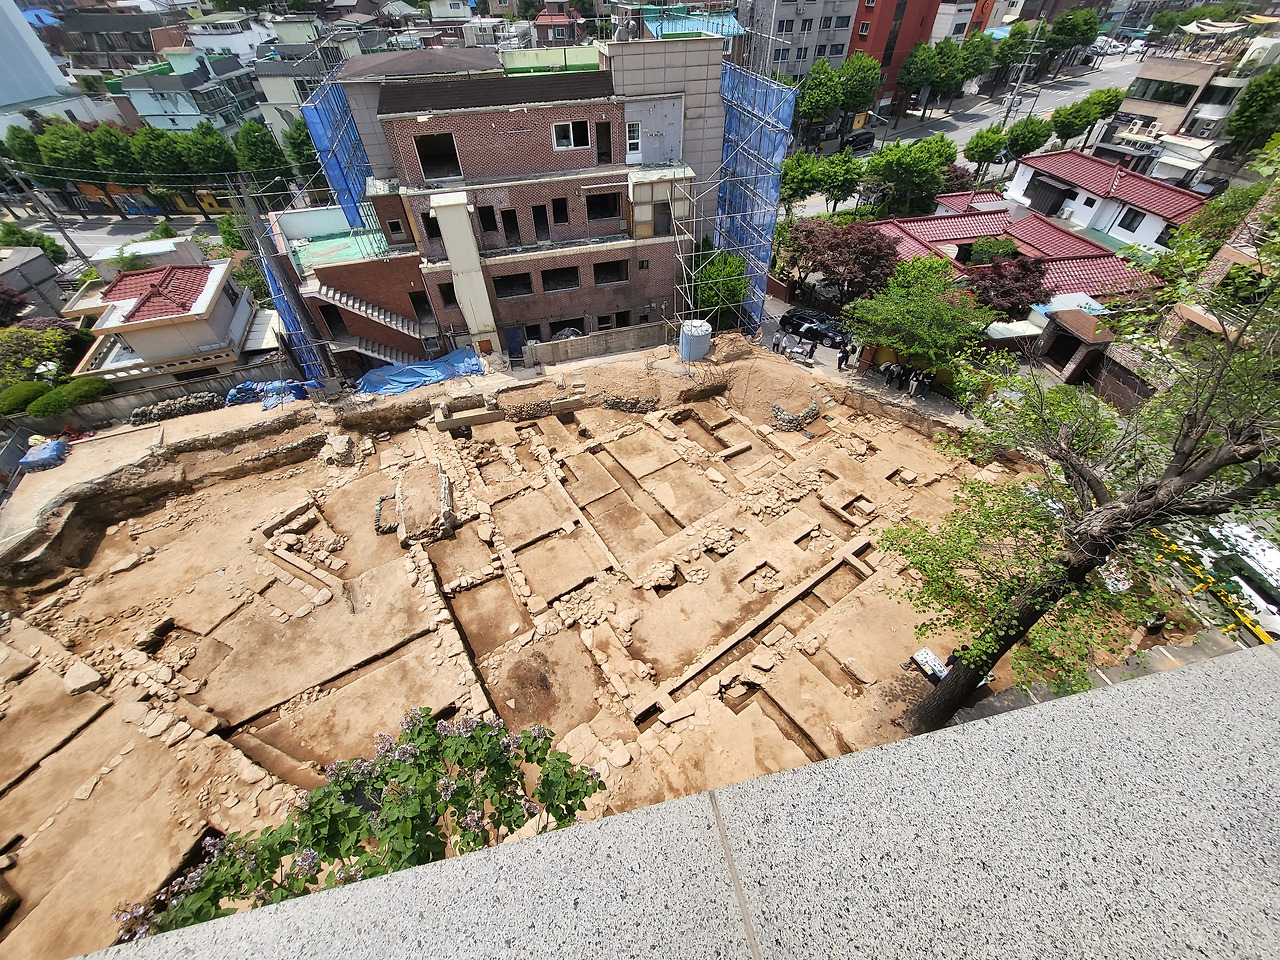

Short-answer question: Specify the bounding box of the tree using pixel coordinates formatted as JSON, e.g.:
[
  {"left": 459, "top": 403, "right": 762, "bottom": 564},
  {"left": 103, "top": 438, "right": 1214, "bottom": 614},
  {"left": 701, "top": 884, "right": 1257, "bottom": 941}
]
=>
[
  {"left": 115, "top": 709, "right": 603, "bottom": 939},
  {"left": 1005, "top": 114, "right": 1053, "bottom": 159},
  {"left": 778, "top": 217, "right": 841, "bottom": 287},
  {"left": 1226, "top": 64, "right": 1280, "bottom": 150},
  {"left": 90, "top": 124, "right": 143, "bottom": 186},
  {"left": 235, "top": 120, "right": 293, "bottom": 209},
  {"left": 131, "top": 127, "right": 186, "bottom": 187},
  {"left": 845, "top": 256, "right": 996, "bottom": 370},
  {"left": 994, "top": 22, "right": 1031, "bottom": 76},
  {"left": 969, "top": 236, "right": 1020, "bottom": 265},
  {"left": 818, "top": 221, "right": 901, "bottom": 302},
  {"left": 694, "top": 248, "right": 750, "bottom": 329},
  {"left": 148, "top": 220, "right": 179, "bottom": 240},
  {"left": 891, "top": 246, "right": 1280, "bottom": 732},
  {"left": 837, "top": 52, "right": 881, "bottom": 123},
  {"left": 5, "top": 125, "right": 47, "bottom": 184},
  {"left": 942, "top": 163, "right": 975, "bottom": 193},
  {"left": 897, "top": 43, "right": 940, "bottom": 111},
  {"left": 780, "top": 151, "right": 824, "bottom": 214},
  {"left": 1081, "top": 87, "right": 1126, "bottom": 143},
  {"left": 0, "top": 223, "right": 66, "bottom": 264},
  {"left": 217, "top": 213, "right": 247, "bottom": 251},
  {"left": 1177, "top": 181, "right": 1270, "bottom": 254},
  {"left": 963, "top": 124, "right": 1008, "bottom": 180},
  {"left": 180, "top": 121, "right": 238, "bottom": 178},
  {"left": 965, "top": 255, "right": 1056, "bottom": 318},
  {"left": 283, "top": 117, "right": 323, "bottom": 187},
  {"left": 35, "top": 121, "right": 96, "bottom": 184},
  {"left": 932, "top": 37, "right": 965, "bottom": 109},
  {"left": 797, "top": 57, "right": 843, "bottom": 132},
  {"left": 1047, "top": 9, "right": 1099, "bottom": 52},
  {"left": 0, "top": 325, "right": 68, "bottom": 387},
  {"left": 0, "top": 281, "right": 29, "bottom": 325},
  {"left": 1051, "top": 101, "right": 1098, "bottom": 144},
  {"left": 866, "top": 133, "right": 957, "bottom": 213},
  {"left": 232, "top": 262, "right": 269, "bottom": 301},
  {"left": 960, "top": 32, "right": 995, "bottom": 86},
  {"left": 819, "top": 149, "right": 863, "bottom": 212}
]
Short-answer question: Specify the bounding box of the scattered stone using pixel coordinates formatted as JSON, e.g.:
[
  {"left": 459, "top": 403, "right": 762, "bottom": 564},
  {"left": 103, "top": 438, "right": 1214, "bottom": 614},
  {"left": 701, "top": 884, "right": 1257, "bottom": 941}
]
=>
[
  {"left": 143, "top": 713, "right": 176, "bottom": 738},
  {"left": 62, "top": 661, "right": 104, "bottom": 696},
  {"left": 109, "top": 554, "right": 142, "bottom": 575},
  {"left": 73, "top": 776, "right": 100, "bottom": 801},
  {"left": 120, "top": 701, "right": 149, "bottom": 724},
  {"left": 239, "top": 763, "right": 268, "bottom": 785}
]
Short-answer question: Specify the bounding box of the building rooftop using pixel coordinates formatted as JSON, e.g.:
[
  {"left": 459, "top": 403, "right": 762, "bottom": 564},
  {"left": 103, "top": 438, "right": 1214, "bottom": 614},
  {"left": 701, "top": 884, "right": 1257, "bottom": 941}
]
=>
[
  {"left": 336, "top": 47, "right": 501, "bottom": 80},
  {"left": 101, "top": 265, "right": 216, "bottom": 323},
  {"left": 934, "top": 190, "right": 1006, "bottom": 214},
  {"left": 1018, "top": 150, "right": 1207, "bottom": 224},
  {"left": 1005, "top": 213, "right": 1116, "bottom": 258},
  {"left": 377, "top": 70, "right": 614, "bottom": 116}
]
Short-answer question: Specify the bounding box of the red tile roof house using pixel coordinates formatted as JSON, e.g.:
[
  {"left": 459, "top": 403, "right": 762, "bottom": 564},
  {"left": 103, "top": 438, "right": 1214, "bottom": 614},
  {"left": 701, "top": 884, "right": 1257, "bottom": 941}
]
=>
[
  {"left": 533, "top": 2, "right": 584, "bottom": 46},
  {"left": 1005, "top": 150, "right": 1205, "bottom": 253},
  {"left": 63, "top": 261, "right": 263, "bottom": 390}
]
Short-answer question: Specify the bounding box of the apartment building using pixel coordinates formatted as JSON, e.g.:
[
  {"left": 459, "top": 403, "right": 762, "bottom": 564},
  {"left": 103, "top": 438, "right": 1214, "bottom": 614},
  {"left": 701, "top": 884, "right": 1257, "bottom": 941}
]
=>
[
  {"left": 186, "top": 11, "right": 276, "bottom": 61},
  {"left": 284, "top": 35, "right": 725, "bottom": 372},
  {"left": 59, "top": 7, "right": 183, "bottom": 72},
  {"left": 120, "top": 49, "right": 261, "bottom": 136}
]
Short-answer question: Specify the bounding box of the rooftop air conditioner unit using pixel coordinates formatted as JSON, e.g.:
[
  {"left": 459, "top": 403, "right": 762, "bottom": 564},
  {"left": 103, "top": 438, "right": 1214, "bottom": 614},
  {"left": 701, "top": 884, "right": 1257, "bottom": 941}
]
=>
[
  {"left": 1127, "top": 119, "right": 1142, "bottom": 134},
  {"left": 1148, "top": 121, "right": 1162, "bottom": 136}
]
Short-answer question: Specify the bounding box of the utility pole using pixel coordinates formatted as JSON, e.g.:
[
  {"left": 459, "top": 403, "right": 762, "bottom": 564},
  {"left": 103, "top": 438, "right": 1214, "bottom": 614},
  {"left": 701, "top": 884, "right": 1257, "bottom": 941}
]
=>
[
  {"left": 0, "top": 155, "right": 92, "bottom": 267},
  {"left": 1001, "top": 16, "right": 1047, "bottom": 129}
]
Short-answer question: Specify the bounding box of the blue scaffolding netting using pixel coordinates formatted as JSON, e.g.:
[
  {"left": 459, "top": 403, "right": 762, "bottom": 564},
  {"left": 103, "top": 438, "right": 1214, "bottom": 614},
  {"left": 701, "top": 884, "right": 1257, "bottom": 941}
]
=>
[
  {"left": 302, "top": 69, "right": 372, "bottom": 229},
  {"left": 259, "top": 240, "right": 327, "bottom": 381},
  {"left": 715, "top": 63, "right": 796, "bottom": 331}
]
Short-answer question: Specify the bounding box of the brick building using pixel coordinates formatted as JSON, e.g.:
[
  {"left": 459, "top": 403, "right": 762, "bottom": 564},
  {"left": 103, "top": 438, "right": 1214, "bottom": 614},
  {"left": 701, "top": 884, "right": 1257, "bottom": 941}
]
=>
[{"left": 283, "top": 36, "right": 725, "bottom": 373}]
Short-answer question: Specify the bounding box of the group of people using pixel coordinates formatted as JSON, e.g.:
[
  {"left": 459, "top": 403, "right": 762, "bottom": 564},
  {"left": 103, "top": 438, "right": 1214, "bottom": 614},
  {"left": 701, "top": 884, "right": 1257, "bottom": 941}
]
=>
[
  {"left": 880, "top": 362, "right": 935, "bottom": 399},
  {"left": 770, "top": 331, "right": 818, "bottom": 360}
]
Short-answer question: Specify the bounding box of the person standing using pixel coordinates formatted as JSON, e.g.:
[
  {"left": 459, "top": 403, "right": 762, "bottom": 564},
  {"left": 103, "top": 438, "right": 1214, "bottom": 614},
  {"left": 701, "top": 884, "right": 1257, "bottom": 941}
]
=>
[
  {"left": 806, "top": 338, "right": 817, "bottom": 360},
  {"left": 907, "top": 370, "right": 923, "bottom": 397},
  {"left": 771, "top": 331, "right": 782, "bottom": 353},
  {"left": 837, "top": 345, "right": 849, "bottom": 371},
  {"left": 896, "top": 366, "right": 911, "bottom": 390},
  {"left": 883, "top": 361, "right": 901, "bottom": 386},
  {"left": 921, "top": 371, "right": 936, "bottom": 398}
]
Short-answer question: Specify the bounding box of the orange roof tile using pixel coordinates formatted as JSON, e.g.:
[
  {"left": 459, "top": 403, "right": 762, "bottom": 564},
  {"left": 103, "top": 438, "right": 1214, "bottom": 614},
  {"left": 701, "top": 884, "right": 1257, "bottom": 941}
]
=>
[{"left": 100, "top": 264, "right": 214, "bottom": 322}]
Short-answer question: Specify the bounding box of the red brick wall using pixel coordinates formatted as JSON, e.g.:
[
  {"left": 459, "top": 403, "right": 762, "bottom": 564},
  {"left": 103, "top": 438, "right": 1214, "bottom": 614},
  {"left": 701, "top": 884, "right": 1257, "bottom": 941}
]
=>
[
  {"left": 305, "top": 298, "right": 426, "bottom": 359},
  {"left": 313, "top": 254, "right": 425, "bottom": 320},
  {"left": 369, "top": 194, "right": 412, "bottom": 247},
  {"left": 382, "top": 104, "right": 626, "bottom": 185}
]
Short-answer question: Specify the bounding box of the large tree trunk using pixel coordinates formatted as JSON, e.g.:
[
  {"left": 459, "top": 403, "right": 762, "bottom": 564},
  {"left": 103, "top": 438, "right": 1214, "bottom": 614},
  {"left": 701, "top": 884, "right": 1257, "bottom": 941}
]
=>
[{"left": 902, "top": 556, "right": 1099, "bottom": 735}]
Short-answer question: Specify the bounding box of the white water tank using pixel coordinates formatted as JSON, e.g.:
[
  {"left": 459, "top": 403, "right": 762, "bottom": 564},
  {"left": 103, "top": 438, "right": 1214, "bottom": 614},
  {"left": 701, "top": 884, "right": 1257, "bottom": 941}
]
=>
[{"left": 679, "top": 319, "right": 712, "bottom": 361}]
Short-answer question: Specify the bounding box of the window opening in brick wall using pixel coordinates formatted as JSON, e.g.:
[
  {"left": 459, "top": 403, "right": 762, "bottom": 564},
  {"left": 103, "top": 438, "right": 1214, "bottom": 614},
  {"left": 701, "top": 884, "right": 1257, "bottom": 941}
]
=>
[
  {"left": 478, "top": 205, "right": 498, "bottom": 232},
  {"left": 638, "top": 313, "right": 649, "bottom": 324},
  {"left": 525, "top": 323, "right": 544, "bottom": 342},
  {"left": 422, "top": 212, "right": 443, "bottom": 239},
  {"left": 414, "top": 133, "right": 462, "bottom": 179},
  {"left": 533, "top": 204, "right": 551, "bottom": 241},
  {"left": 387, "top": 218, "right": 405, "bottom": 239},
  {"left": 552, "top": 197, "right": 569, "bottom": 223},
  {"left": 409, "top": 290, "right": 434, "bottom": 322},
  {"left": 586, "top": 192, "right": 621, "bottom": 221},
  {"left": 501, "top": 208, "right": 520, "bottom": 246},
  {"left": 318, "top": 303, "right": 348, "bottom": 338},
  {"left": 654, "top": 201, "right": 672, "bottom": 236},
  {"left": 550, "top": 317, "right": 583, "bottom": 336},
  {"left": 541, "top": 265, "right": 579, "bottom": 291},
  {"left": 596, "top": 121, "right": 612, "bottom": 164},
  {"left": 593, "top": 259, "right": 628, "bottom": 284},
  {"left": 440, "top": 282, "right": 458, "bottom": 307},
  {"left": 553, "top": 120, "right": 590, "bottom": 149},
  {"left": 638, "top": 259, "right": 649, "bottom": 269},
  {"left": 494, "top": 272, "right": 533, "bottom": 298}
]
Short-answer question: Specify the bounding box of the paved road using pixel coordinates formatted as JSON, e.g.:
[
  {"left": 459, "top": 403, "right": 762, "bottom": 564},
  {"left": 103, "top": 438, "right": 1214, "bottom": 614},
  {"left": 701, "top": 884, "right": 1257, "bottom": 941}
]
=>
[
  {"left": 794, "top": 55, "right": 1148, "bottom": 218},
  {"left": 5, "top": 212, "right": 218, "bottom": 260}
]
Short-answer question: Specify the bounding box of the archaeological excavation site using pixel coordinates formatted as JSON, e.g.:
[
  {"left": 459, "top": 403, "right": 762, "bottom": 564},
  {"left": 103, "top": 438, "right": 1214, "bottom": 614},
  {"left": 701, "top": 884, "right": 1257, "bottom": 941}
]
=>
[{"left": 0, "top": 344, "right": 1002, "bottom": 958}]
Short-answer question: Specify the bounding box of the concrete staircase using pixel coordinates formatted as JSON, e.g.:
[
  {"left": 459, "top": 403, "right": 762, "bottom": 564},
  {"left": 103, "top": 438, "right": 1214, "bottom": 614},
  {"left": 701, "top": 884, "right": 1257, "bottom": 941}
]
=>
[
  {"left": 331, "top": 336, "right": 419, "bottom": 367},
  {"left": 305, "top": 281, "right": 426, "bottom": 340}
]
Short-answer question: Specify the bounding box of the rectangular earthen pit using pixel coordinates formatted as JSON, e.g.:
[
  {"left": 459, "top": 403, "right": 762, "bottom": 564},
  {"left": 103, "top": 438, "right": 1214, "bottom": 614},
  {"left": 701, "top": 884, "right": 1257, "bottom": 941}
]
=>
[
  {"left": 426, "top": 523, "right": 495, "bottom": 582},
  {"left": 449, "top": 578, "right": 534, "bottom": 660},
  {"left": 516, "top": 527, "right": 609, "bottom": 602},
  {"left": 583, "top": 489, "right": 667, "bottom": 562}
]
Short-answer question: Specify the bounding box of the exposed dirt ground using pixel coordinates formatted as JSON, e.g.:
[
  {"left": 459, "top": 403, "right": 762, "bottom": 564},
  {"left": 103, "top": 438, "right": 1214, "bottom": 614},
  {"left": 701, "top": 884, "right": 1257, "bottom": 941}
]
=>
[{"left": 0, "top": 344, "right": 1042, "bottom": 959}]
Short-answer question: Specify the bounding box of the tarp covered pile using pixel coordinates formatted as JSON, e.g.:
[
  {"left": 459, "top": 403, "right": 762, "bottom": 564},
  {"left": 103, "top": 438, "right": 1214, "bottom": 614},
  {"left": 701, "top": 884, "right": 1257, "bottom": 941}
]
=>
[{"left": 356, "top": 348, "right": 486, "bottom": 396}]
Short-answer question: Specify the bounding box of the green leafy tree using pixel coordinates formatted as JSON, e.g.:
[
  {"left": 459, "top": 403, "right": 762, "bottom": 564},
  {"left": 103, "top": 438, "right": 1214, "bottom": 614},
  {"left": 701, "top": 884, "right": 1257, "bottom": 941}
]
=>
[
  {"left": 694, "top": 248, "right": 750, "bottom": 329},
  {"left": 0, "top": 223, "right": 66, "bottom": 264},
  {"left": 1176, "top": 181, "right": 1270, "bottom": 255},
  {"left": 994, "top": 22, "right": 1031, "bottom": 75},
  {"left": 232, "top": 262, "right": 269, "bottom": 301},
  {"left": 819, "top": 149, "right": 864, "bottom": 212},
  {"left": 780, "top": 151, "right": 824, "bottom": 215},
  {"left": 837, "top": 52, "right": 882, "bottom": 122},
  {"left": 147, "top": 220, "right": 179, "bottom": 240},
  {"left": 897, "top": 43, "right": 940, "bottom": 111},
  {"left": 180, "top": 121, "right": 238, "bottom": 178},
  {"left": 890, "top": 222, "right": 1280, "bottom": 731},
  {"left": 283, "top": 117, "right": 323, "bottom": 187},
  {"left": 114, "top": 710, "right": 604, "bottom": 938},
  {"left": 0, "top": 326, "right": 68, "bottom": 387},
  {"left": 131, "top": 127, "right": 186, "bottom": 188},
  {"left": 932, "top": 37, "right": 965, "bottom": 107},
  {"left": 35, "top": 121, "right": 96, "bottom": 185},
  {"left": 1226, "top": 64, "right": 1280, "bottom": 150},
  {"left": 1047, "top": 9, "right": 1099, "bottom": 52},
  {"left": 217, "top": 213, "right": 248, "bottom": 251},
  {"left": 798, "top": 57, "right": 843, "bottom": 124},
  {"left": 1051, "top": 101, "right": 1098, "bottom": 143},
  {"left": 969, "top": 236, "right": 1020, "bottom": 265},
  {"left": 963, "top": 124, "right": 1008, "bottom": 180},
  {"left": 865, "top": 133, "right": 957, "bottom": 213},
  {"left": 1081, "top": 87, "right": 1126, "bottom": 143},
  {"left": 1005, "top": 114, "right": 1053, "bottom": 159},
  {"left": 91, "top": 124, "right": 143, "bottom": 187},
  {"left": 5, "top": 125, "right": 47, "bottom": 184},
  {"left": 845, "top": 256, "right": 995, "bottom": 370},
  {"left": 235, "top": 121, "right": 293, "bottom": 209},
  {"left": 960, "top": 32, "right": 995, "bottom": 84}
]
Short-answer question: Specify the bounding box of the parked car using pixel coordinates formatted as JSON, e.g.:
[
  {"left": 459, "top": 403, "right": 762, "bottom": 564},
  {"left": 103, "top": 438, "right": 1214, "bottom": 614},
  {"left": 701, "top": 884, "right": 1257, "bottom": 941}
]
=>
[
  {"left": 779, "top": 308, "right": 847, "bottom": 347},
  {"left": 1126, "top": 39, "right": 1147, "bottom": 54},
  {"left": 839, "top": 129, "right": 877, "bottom": 153},
  {"left": 1088, "top": 37, "right": 1125, "bottom": 55}
]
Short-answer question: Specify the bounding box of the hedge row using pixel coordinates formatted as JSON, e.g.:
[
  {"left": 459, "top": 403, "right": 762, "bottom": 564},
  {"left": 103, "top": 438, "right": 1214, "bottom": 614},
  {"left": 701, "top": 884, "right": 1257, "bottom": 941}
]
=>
[{"left": 0, "top": 377, "right": 112, "bottom": 419}]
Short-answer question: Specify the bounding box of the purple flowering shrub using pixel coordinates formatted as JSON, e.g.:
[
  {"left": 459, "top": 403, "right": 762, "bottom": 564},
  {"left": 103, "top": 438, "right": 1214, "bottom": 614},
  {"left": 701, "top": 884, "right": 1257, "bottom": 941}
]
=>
[{"left": 114, "top": 708, "right": 603, "bottom": 940}]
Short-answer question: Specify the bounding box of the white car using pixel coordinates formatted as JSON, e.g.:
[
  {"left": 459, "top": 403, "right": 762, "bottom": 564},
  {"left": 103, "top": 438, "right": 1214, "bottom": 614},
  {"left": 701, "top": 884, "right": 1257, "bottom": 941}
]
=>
[
  {"left": 1126, "top": 39, "right": 1146, "bottom": 54},
  {"left": 1089, "top": 38, "right": 1125, "bottom": 55}
]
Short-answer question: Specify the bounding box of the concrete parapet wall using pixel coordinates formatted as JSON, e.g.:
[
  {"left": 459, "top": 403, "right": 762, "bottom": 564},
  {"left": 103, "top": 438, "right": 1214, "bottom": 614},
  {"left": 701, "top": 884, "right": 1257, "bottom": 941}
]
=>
[
  {"left": 97, "top": 644, "right": 1280, "bottom": 960},
  {"left": 523, "top": 322, "right": 668, "bottom": 368}
]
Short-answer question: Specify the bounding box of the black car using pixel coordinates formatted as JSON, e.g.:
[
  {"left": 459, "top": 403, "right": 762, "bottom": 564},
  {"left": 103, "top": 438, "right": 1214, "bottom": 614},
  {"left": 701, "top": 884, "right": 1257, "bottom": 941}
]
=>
[
  {"left": 839, "top": 129, "right": 877, "bottom": 153},
  {"left": 779, "top": 309, "right": 847, "bottom": 347}
]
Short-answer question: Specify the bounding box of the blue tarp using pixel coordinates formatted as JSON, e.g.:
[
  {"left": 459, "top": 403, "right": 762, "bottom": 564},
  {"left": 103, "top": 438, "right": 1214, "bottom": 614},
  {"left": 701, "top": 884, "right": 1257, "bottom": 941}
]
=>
[
  {"left": 356, "top": 348, "right": 485, "bottom": 396},
  {"left": 19, "top": 439, "right": 69, "bottom": 472},
  {"left": 225, "top": 380, "right": 318, "bottom": 409}
]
